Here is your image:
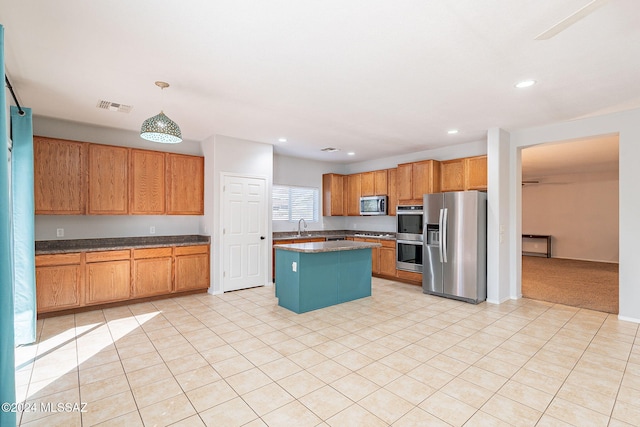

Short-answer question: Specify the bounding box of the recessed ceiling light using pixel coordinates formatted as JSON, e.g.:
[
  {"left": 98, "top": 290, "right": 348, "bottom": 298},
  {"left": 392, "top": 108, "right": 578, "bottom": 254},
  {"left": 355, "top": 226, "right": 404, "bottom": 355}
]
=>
[
  {"left": 278, "top": 138, "right": 287, "bottom": 143},
  {"left": 347, "top": 152, "right": 355, "bottom": 156},
  {"left": 447, "top": 129, "right": 459, "bottom": 135},
  {"left": 515, "top": 80, "right": 536, "bottom": 88}
]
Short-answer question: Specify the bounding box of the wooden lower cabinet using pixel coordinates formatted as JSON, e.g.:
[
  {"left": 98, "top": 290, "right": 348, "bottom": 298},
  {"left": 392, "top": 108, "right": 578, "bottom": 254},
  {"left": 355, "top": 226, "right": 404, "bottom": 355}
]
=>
[
  {"left": 396, "top": 269, "right": 422, "bottom": 284},
  {"left": 132, "top": 248, "right": 173, "bottom": 298},
  {"left": 175, "top": 245, "right": 210, "bottom": 291},
  {"left": 36, "top": 244, "right": 210, "bottom": 314},
  {"left": 35, "top": 253, "right": 83, "bottom": 313},
  {"left": 379, "top": 240, "right": 397, "bottom": 278},
  {"left": 86, "top": 250, "right": 131, "bottom": 304}
]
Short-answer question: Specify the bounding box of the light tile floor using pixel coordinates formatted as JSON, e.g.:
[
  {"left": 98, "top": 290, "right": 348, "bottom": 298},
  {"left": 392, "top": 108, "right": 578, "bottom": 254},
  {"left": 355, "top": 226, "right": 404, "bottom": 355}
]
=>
[{"left": 14, "top": 278, "right": 640, "bottom": 426}]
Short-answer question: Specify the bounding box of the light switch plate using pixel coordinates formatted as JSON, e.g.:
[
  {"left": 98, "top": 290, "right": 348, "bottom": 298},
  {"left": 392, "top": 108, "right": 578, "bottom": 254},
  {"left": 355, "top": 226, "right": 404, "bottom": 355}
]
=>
[
  {"left": 56, "top": 228, "right": 64, "bottom": 237},
  {"left": 150, "top": 226, "right": 156, "bottom": 234}
]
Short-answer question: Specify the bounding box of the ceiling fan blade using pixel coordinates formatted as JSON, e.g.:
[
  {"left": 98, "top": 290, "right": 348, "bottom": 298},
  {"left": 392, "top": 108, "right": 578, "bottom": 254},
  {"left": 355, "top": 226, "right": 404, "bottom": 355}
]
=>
[{"left": 535, "top": 0, "right": 611, "bottom": 40}]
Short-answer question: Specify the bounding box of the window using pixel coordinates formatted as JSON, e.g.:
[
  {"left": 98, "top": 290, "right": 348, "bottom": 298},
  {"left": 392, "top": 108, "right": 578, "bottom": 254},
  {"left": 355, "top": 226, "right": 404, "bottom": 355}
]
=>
[{"left": 272, "top": 185, "right": 319, "bottom": 222}]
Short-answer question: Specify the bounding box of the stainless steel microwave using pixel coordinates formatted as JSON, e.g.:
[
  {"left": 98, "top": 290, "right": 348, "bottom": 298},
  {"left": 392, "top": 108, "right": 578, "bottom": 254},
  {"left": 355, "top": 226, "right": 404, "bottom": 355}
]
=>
[{"left": 360, "top": 195, "right": 387, "bottom": 216}]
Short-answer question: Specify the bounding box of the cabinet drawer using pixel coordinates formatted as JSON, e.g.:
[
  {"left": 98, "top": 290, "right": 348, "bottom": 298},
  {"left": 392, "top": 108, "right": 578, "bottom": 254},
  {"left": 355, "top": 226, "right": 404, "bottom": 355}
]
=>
[
  {"left": 381, "top": 239, "right": 395, "bottom": 248},
  {"left": 133, "top": 247, "right": 172, "bottom": 259},
  {"left": 397, "top": 269, "right": 422, "bottom": 283},
  {"left": 86, "top": 250, "right": 131, "bottom": 263},
  {"left": 175, "top": 245, "right": 208, "bottom": 256},
  {"left": 36, "top": 253, "right": 82, "bottom": 267}
]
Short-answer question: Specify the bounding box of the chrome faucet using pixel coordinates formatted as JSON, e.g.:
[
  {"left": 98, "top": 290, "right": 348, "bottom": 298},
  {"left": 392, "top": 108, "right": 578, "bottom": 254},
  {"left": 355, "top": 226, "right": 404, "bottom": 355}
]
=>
[{"left": 297, "top": 218, "right": 307, "bottom": 236}]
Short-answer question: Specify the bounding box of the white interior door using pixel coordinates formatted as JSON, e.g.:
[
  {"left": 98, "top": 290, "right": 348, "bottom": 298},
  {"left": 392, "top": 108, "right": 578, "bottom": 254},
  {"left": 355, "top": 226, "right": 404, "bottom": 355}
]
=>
[{"left": 222, "top": 175, "right": 268, "bottom": 292}]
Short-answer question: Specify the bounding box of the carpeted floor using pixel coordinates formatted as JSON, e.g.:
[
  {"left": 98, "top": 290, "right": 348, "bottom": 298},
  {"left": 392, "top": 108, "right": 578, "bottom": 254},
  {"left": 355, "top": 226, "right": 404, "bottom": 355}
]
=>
[{"left": 521, "top": 256, "right": 619, "bottom": 314}]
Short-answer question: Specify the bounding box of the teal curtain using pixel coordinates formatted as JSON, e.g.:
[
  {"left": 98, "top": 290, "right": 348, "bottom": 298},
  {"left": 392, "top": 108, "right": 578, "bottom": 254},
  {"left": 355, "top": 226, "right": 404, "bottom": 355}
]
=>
[
  {"left": 12, "top": 105, "right": 35, "bottom": 346},
  {"left": 0, "top": 24, "right": 18, "bottom": 427}
]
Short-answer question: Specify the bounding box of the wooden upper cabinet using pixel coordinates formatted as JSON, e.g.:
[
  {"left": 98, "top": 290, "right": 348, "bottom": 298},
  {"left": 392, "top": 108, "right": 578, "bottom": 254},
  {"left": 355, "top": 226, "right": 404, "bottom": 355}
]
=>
[
  {"left": 360, "top": 172, "right": 375, "bottom": 196},
  {"left": 465, "top": 155, "right": 488, "bottom": 190},
  {"left": 34, "top": 137, "right": 86, "bottom": 214},
  {"left": 396, "top": 163, "right": 413, "bottom": 203},
  {"left": 440, "top": 159, "right": 465, "bottom": 193},
  {"left": 387, "top": 168, "right": 397, "bottom": 216},
  {"left": 130, "top": 149, "right": 166, "bottom": 215},
  {"left": 397, "top": 160, "right": 440, "bottom": 204},
  {"left": 374, "top": 170, "right": 388, "bottom": 195},
  {"left": 88, "top": 144, "right": 129, "bottom": 214},
  {"left": 361, "top": 170, "right": 388, "bottom": 196},
  {"left": 166, "top": 153, "right": 205, "bottom": 215},
  {"left": 346, "top": 174, "right": 361, "bottom": 216},
  {"left": 322, "top": 173, "right": 345, "bottom": 216}
]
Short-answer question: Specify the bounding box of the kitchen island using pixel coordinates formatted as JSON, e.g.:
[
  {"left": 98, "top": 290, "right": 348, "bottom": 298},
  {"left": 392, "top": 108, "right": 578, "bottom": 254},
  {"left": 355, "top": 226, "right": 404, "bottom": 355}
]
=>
[{"left": 274, "top": 240, "right": 381, "bottom": 313}]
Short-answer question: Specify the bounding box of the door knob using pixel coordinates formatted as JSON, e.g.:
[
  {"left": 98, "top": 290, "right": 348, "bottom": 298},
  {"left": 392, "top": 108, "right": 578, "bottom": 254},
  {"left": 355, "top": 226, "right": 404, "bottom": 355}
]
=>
[{"left": 260, "top": 236, "right": 266, "bottom": 240}]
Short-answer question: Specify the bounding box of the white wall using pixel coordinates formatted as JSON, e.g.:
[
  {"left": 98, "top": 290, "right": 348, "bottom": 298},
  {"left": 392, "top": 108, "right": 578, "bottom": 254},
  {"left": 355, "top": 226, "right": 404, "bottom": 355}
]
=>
[
  {"left": 33, "top": 116, "right": 203, "bottom": 240},
  {"left": 202, "top": 134, "right": 273, "bottom": 294},
  {"left": 500, "top": 108, "right": 640, "bottom": 323},
  {"left": 273, "top": 155, "right": 347, "bottom": 232},
  {"left": 522, "top": 171, "right": 618, "bottom": 262},
  {"left": 272, "top": 139, "right": 488, "bottom": 234}
]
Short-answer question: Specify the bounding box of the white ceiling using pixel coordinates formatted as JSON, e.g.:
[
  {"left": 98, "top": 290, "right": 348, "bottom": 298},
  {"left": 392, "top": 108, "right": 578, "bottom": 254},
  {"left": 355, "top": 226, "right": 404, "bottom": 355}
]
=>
[
  {"left": 521, "top": 134, "right": 619, "bottom": 179},
  {"left": 1, "top": 1, "right": 639, "bottom": 163}
]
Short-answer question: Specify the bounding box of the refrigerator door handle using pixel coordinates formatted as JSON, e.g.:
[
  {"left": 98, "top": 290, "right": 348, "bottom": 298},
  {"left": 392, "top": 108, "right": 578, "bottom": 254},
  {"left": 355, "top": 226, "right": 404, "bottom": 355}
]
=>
[
  {"left": 438, "top": 208, "right": 444, "bottom": 263},
  {"left": 442, "top": 208, "right": 448, "bottom": 263}
]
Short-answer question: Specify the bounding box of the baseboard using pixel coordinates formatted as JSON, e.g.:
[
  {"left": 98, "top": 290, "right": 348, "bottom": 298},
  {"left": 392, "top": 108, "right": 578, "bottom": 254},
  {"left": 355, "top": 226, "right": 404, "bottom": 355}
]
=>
[
  {"left": 539, "top": 256, "right": 619, "bottom": 264},
  {"left": 617, "top": 314, "right": 640, "bottom": 324},
  {"left": 486, "top": 294, "right": 514, "bottom": 304}
]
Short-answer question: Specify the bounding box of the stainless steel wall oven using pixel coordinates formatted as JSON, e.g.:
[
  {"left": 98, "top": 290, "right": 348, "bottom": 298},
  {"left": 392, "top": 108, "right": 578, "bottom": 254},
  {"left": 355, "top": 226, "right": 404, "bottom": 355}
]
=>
[{"left": 396, "top": 205, "right": 424, "bottom": 272}]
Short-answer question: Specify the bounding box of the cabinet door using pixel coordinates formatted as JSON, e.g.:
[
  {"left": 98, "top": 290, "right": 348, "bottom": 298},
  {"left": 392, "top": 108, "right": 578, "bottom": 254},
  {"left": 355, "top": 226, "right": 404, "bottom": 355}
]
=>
[
  {"left": 379, "top": 241, "right": 397, "bottom": 278},
  {"left": 167, "top": 154, "right": 205, "bottom": 215},
  {"left": 440, "top": 159, "right": 465, "bottom": 192},
  {"left": 88, "top": 144, "right": 129, "bottom": 214},
  {"left": 346, "top": 174, "right": 361, "bottom": 216},
  {"left": 175, "top": 253, "right": 209, "bottom": 291},
  {"left": 374, "top": 170, "right": 388, "bottom": 195},
  {"left": 132, "top": 248, "right": 173, "bottom": 297},
  {"left": 322, "top": 174, "right": 344, "bottom": 216},
  {"left": 465, "top": 155, "right": 488, "bottom": 190},
  {"left": 34, "top": 137, "right": 86, "bottom": 214},
  {"left": 413, "top": 160, "right": 441, "bottom": 199},
  {"left": 86, "top": 260, "right": 131, "bottom": 304},
  {"left": 130, "top": 149, "right": 166, "bottom": 214},
  {"left": 360, "top": 172, "right": 375, "bottom": 196},
  {"left": 35, "top": 255, "right": 82, "bottom": 312},
  {"left": 387, "top": 168, "right": 397, "bottom": 216},
  {"left": 396, "top": 163, "right": 413, "bottom": 203}
]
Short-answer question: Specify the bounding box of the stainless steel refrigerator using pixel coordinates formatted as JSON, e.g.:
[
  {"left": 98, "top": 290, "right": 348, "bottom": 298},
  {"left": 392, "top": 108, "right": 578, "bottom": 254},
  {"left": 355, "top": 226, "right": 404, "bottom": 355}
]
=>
[{"left": 423, "top": 191, "right": 487, "bottom": 303}]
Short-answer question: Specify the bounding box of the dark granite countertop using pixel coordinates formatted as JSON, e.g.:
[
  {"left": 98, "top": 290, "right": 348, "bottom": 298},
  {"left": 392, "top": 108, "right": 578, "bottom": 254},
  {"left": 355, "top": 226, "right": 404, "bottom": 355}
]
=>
[
  {"left": 273, "top": 240, "right": 381, "bottom": 253},
  {"left": 35, "top": 235, "right": 210, "bottom": 255},
  {"left": 273, "top": 230, "right": 395, "bottom": 241}
]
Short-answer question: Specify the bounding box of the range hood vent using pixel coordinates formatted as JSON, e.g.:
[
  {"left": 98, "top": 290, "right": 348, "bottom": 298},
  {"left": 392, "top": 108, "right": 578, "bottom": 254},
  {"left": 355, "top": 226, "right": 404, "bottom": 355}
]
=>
[{"left": 96, "top": 100, "right": 133, "bottom": 113}]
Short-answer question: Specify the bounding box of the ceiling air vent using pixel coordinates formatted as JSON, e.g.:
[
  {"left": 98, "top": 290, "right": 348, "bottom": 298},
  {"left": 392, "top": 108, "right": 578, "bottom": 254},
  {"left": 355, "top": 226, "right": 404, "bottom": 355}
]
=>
[
  {"left": 96, "top": 100, "right": 133, "bottom": 113},
  {"left": 321, "top": 147, "right": 340, "bottom": 152}
]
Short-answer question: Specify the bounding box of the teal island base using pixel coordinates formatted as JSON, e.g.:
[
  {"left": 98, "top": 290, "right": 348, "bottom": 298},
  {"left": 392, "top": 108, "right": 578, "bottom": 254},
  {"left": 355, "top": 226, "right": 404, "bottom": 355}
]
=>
[{"left": 275, "top": 247, "right": 372, "bottom": 314}]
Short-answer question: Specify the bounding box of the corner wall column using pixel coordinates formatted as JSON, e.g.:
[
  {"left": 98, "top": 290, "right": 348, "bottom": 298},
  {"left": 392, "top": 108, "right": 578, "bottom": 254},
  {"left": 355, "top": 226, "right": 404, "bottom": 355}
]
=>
[{"left": 487, "top": 128, "right": 513, "bottom": 303}]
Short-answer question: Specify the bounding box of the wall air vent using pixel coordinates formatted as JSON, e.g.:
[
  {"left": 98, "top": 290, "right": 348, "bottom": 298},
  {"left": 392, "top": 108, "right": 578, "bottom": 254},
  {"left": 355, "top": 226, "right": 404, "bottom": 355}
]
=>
[
  {"left": 96, "top": 100, "right": 133, "bottom": 113},
  {"left": 321, "top": 147, "right": 340, "bottom": 152}
]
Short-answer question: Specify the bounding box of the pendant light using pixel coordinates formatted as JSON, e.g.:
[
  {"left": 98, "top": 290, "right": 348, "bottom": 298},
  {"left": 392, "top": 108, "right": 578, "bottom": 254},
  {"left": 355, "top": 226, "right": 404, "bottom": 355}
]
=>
[{"left": 140, "top": 81, "right": 182, "bottom": 143}]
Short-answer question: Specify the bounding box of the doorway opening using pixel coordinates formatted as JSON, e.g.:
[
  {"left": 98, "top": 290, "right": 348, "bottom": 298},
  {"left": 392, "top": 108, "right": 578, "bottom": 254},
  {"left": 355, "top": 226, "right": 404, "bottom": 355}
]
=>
[{"left": 520, "top": 134, "right": 619, "bottom": 313}]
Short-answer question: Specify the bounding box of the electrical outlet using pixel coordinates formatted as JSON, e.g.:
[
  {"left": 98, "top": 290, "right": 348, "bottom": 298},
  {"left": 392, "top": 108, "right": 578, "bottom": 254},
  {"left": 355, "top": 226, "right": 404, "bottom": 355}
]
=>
[
  {"left": 149, "top": 226, "right": 156, "bottom": 234},
  {"left": 292, "top": 262, "right": 297, "bottom": 272},
  {"left": 56, "top": 228, "right": 64, "bottom": 237}
]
